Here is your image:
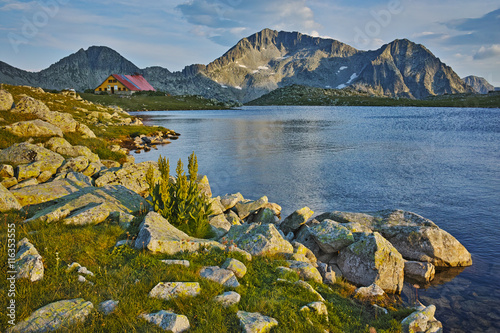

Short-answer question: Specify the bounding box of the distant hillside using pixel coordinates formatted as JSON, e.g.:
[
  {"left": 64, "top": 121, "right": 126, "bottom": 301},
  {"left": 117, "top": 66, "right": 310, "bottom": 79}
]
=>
[
  {"left": 0, "top": 29, "right": 475, "bottom": 102},
  {"left": 462, "top": 76, "right": 495, "bottom": 94}
]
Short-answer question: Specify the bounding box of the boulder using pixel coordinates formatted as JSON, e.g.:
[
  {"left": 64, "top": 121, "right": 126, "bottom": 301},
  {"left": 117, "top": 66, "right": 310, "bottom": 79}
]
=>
[
  {"left": 286, "top": 260, "right": 323, "bottom": 283},
  {"left": 10, "top": 175, "right": 92, "bottom": 207},
  {"left": 0, "top": 89, "right": 14, "bottom": 110},
  {"left": 300, "top": 302, "right": 328, "bottom": 317},
  {"left": 317, "top": 263, "right": 336, "bottom": 285},
  {"left": 295, "top": 224, "right": 322, "bottom": 257},
  {"left": 161, "top": 259, "right": 190, "bottom": 267},
  {"left": 220, "top": 223, "right": 293, "bottom": 256},
  {"left": 250, "top": 207, "right": 277, "bottom": 224},
  {"left": 95, "top": 161, "right": 160, "bottom": 196},
  {"left": 197, "top": 174, "right": 212, "bottom": 197},
  {"left": 8, "top": 178, "right": 38, "bottom": 190},
  {"left": 6, "top": 299, "right": 93, "bottom": 333},
  {"left": 404, "top": 261, "right": 436, "bottom": 283},
  {"left": 24, "top": 185, "right": 148, "bottom": 226},
  {"left": 15, "top": 238, "right": 44, "bottom": 282},
  {"left": 354, "top": 283, "right": 385, "bottom": 298},
  {"left": 308, "top": 219, "right": 355, "bottom": 253},
  {"left": 209, "top": 214, "right": 232, "bottom": 238},
  {"left": 214, "top": 291, "right": 241, "bottom": 307},
  {"left": 289, "top": 241, "right": 317, "bottom": 264},
  {"left": 401, "top": 305, "right": 443, "bottom": 333},
  {"left": 222, "top": 258, "right": 247, "bottom": 278},
  {"left": 45, "top": 137, "right": 100, "bottom": 163},
  {"left": 139, "top": 310, "right": 190, "bottom": 333},
  {"left": 134, "top": 212, "right": 223, "bottom": 254},
  {"left": 199, "top": 266, "right": 240, "bottom": 288},
  {"left": 280, "top": 207, "right": 314, "bottom": 235},
  {"left": 98, "top": 300, "right": 119, "bottom": 316},
  {"left": 234, "top": 196, "right": 268, "bottom": 220},
  {"left": 237, "top": 311, "right": 278, "bottom": 333},
  {"left": 338, "top": 232, "right": 405, "bottom": 294},
  {"left": 2, "top": 177, "right": 18, "bottom": 189},
  {"left": 0, "top": 164, "right": 15, "bottom": 179},
  {"left": 220, "top": 192, "right": 244, "bottom": 210},
  {"left": 0, "top": 142, "right": 65, "bottom": 181},
  {"left": 4, "top": 119, "right": 64, "bottom": 138},
  {"left": 11, "top": 96, "right": 50, "bottom": 115},
  {"left": 225, "top": 210, "right": 242, "bottom": 225},
  {"left": 226, "top": 245, "right": 253, "bottom": 261},
  {"left": 149, "top": 282, "right": 201, "bottom": 300},
  {"left": 209, "top": 196, "right": 225, "bottom": 215},
  {"left": 58, "top": 156, "right": 90, "bottom": 174},
  {"left": 0, "top": 183, "right": 22, "bottom": 212}
]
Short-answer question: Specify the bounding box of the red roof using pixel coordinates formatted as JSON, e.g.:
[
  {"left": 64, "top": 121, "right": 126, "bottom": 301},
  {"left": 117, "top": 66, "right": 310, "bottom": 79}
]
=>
[{"left": 112, "top": 74, "right": 155, "bottom": 91}]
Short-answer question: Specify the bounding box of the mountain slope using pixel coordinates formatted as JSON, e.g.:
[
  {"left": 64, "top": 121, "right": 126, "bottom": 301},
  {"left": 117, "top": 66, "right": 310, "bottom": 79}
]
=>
[{"left": 462, "top": 75, "right": 495, "bottom": 94}]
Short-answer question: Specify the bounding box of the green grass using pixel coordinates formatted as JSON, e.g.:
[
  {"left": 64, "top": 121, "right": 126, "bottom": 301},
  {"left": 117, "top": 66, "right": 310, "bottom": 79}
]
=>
[
  {"left": 0, "top": 210, "right": 410, "bottom": 332},
  {"left": 81, "top": 92, "right": 233, "bottom": 111}
]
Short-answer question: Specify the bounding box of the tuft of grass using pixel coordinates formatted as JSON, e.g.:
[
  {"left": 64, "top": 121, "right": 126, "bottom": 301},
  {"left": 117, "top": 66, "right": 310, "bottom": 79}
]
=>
[{"left": 64, "top": 132, "right": 127, "bottom": 163}]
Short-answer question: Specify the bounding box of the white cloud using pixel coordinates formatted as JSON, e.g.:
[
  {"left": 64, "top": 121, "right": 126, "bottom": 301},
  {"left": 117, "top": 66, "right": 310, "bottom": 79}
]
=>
[
  {"left": 473, "top": 44, "right": 500, "bottom": 60},
  {"left": 0, "top": 0, "right": 36, "bottom": 11}
]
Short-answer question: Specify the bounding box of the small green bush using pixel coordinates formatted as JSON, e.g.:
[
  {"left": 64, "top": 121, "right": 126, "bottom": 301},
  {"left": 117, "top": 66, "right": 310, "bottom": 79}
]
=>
[{"left": 147, "top": 152, "right": 214, "bottom": 238}]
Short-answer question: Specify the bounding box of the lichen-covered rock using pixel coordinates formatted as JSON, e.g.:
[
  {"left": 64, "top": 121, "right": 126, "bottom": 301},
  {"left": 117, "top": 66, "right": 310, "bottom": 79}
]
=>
[
  {"left": 209, "top": 196, "right": 225, "bottom": 215},
  {"left": 404, "top": 261, "right": 436, "bottom": 283},
  {"left": 220, "top": 192, "right": 244, "bottom": 210},
  {"left": 95, "top": 161, "right": 159, "bottom": 196},
  {"left": 289, "top": 241, "right": 317, "bottom": 264},
  {"left": 220, "top": 223, "right": 293, "bottom": 256},
  {"left": 209, "top": 214, "right": 232, "bottom": 238},
  {"left": 200, "top": 266, "right": 240, "bottom": 288},
  {"left": 98, "top": 300, "right": 119, "bottom": 316},
  {"left": 2, "top": 177, "right": 18, "bottom": 189},
  {"left": 401, "top": 305, "right": 443, "bottom": 333},
  {"left": 161, "top": 259, "right": 190, "bottom": 267},
  {"left": 0, "top": 89, "right": 14, "bottom": 110},
  {"left": 338, "top": 232, "right": 405, "bottom": 294},
  {"left": 0, "top": 183, "right": 22, "bottom": 212},
  {"left": 6, "top": 298, "right": 93, "bottom": 333},
  {"left": 139, "top": 310, "right": 190, "bottom": 333},
  {"left": 197, "top": 174, "right": 212, "bottom": 197},
  {"left": 149, "top": 282, "right": 201, "bottom": 300},
  {"left": 11, "top": 96, "right": 50, "bottom": 115},
  {"left": 24, "top": 185, "right": 148, "bottom": 226},
  {"left": 300, "top": 301, "right": 328, "bottom": 317},
  {"left": 214, "top": 291, "right": 241, "bottom": 307},
  {"left": 134, "top": 212, "right": 223, "bottom": 254},
  {"left": 226, "top": 245, "right": 252, "bottom": 261},
  {"left": 250, "top": 207, "right": 277, "bottom": 224},
  {"left": 0, "top": 164, "right": 14, "bottom": 179},
  {"left": 234, "top": 196, "right": 268, "bottom": 219},
  {"left": 15, "top": 238, "right": 43, "bottom": 282},
  {"left": 308, "top": 219, "right": 355, "bottom": 253},
  {"left": 222, "top": 258, "right": 247, "bottom": 278},
  {"left": 280, "top": 207, "right": 314, "bottom": 235},
  {"left": 286, "top": 260, "right": 323, "bottom": 283},
  {"left": 5, "top": 119, "right": 64, "bottom": 138},
  {"left": 58, "top": 156, "right": 90, "bottom": 174},
  {"left": 9, "top": 178, "right": 38, "bottom": 190},
  {"left": 237, "top": 311, "right": 278, "bottom": 333},
  {"left": 354, "top": 283, "right": 385, "bottom": 298},
  {"left": 295, "top": 224, "right": 322, "bottom": 257},
  {"left": 0, "top": 142, "right": 65, "bottom": 181},
  {"left": 45, "top": 137, "right": 100, "bottom": 163}
]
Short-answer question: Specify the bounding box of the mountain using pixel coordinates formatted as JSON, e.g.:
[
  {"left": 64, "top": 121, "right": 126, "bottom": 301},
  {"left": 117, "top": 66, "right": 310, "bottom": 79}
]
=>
[
  {"left": 0, "top": 28, "right": 474, "bottom": 102},
  {"left": 462, "top": 76, "right": 495, "bottom": 94}
]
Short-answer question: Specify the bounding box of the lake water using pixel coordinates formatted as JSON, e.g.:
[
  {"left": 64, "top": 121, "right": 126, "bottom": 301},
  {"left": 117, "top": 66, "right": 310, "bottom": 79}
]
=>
[{"left": 131, "top": 106, "right": 500, "bottom": 332}]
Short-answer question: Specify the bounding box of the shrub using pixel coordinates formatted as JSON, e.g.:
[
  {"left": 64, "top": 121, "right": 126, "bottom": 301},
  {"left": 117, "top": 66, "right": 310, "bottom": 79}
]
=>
[{"left": 146, "top": 152, "right": 214, "bottom": 238}]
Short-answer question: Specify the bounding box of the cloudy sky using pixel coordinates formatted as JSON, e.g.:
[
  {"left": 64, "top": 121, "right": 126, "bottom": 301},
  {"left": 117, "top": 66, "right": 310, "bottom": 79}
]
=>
[{"left": 0, "top": 0, "right": 499, "bottom": 86}]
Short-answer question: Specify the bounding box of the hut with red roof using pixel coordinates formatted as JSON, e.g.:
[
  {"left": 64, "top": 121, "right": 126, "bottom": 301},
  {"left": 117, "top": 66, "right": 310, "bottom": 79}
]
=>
[{"left": 94, "top": 74, "right": 155, "bottom": 94}]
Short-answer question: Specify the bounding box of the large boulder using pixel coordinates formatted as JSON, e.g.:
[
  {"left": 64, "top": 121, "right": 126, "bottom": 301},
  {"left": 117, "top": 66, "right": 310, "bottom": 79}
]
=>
[
  {"left": 220, "top": 192, "right": 244, "bottom": 211},
  {"left": 134, "top": 212, "right": 223, "bottom": 254},
  {"left": 209, "top": 214, "right": 232, "bottom": 238},
  {"left": 280, "top": 207, "right": 314, "bottom": 235},
  {"left": 139, "top": 310, "right": 190, "bottom": 333},
  {"left": 404, "top": 261, "right": 436, "bottom": 283},
  {"left": 286, "top": 260, "right": 323, "bottom": 283},
  {"left": 10, "top": 174, "right": 92, "bottom": 207},
  {"left": 338, "top": 232, "right": 405, "bottom": 294},
  {"left": 220, "top": 223, "right": 293, "bottom": 256},
  {"left": 95, "top": 161, "right": 159, "bottom": 196},
  {"left": 24, "top": 185, "right": 148, "bottom": 226},
  {"left": 0, "top": 142, "right": 65, "bottom": 181},
  {"left": 234, "top": 196, "right": 268, "bottom": 220},
  {"left": 45, "top": 137, "right": 100, "bottom": 163},
  {"left": 0, "top": 183, "right": 22, "bottom": 212},
  {"left": 11, "top": 96, "right": 50, "bottom": 116},
  {"left": 15, "top": 238, "right": 44, "bottom": 282},
  {"left": 0, "top": 89, "right": 14, "bottom": 110},
  {"left": 6, "top": 298, "right": 93, "bottom": 333},
  {"left": 401, "top": 305, "right": 443, "bottom": 333},
  {"left": 237, "top": 311, "right": 278, "bottom": 333},
  {"left": 308, "top": 219, "right": 355, "bottom": 253},
  {"left": 4, "top": 119, "right": 64, "bottom": 138}
]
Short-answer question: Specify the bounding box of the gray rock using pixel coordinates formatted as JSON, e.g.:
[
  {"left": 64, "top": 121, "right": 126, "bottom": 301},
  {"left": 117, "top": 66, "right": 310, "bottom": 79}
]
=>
[
  {"left": 354, "top": 283, "right": 385, "bottom": 298},
  {"left": 317, "top": 262, "right": 336, "bottom": 285},
  {"left": 0, "top": 89, "right": 14, "bottom": 110},
  {"left": 4, "top": 119, "right": 63, "bottom": 138},
  {"left": 289, "top": 241, "right": 317, "bottom": 264},
  {"left": 98, "top": 300, "right": 119, "bottom": 315},
  {"left": 95, "top": 161, "right": 160, "bottom": 196},
  {"left": 11, "top": 96, "right": 50, "bottom": 115},
  {"left": 9, "top": 178, "right": 39, "bottom": 190},
  {"left": 280, "top": 207, "right": 314, "bottom": 235},
  {"left": 286, "top": 260, "right": 323, "bottom": 283},
  {"left": 300, "top": 301, "right": 328, "bottom": 317},
  {"left": 58, "top": 156, "right": 90, "bottom": 174},
  {"left": 139, "top": 310, "right": 190, "bottom": 333},
  {"left": 15, "top": 238, "right": 43, "bottom": 282},
  {"left": 226, "top": 245, "right": 252, "bottom": 261},
  {"left": 220, "top": 192, "right": 244, "bottom": 210},
  {"left": 149, "top": 282, "right": 201, "bottom": 300},
  {"left": 237, "top": 311, "right": 278, "bottom": 333},
  {"left": 161, "top": 259, "right": 190, "bottom": 267},
  {"left": 135, "top": 212, "right": 223, "bottom": 254},
  {"left": 45, "top": 138, "right": 100, "bottom": 163},
  {"left": 214, "top": 291, "right": 241, "bottom": 307},
  {"left": 251, "top": 207, "right": 278, "bottom": 224},
  {"left": 224, "top": 210, "right": 242, "bottom": 225},
  {"left": 25, "top": 185, "right": 148, "bottom": 226},
  {"left": 200, "top": 266, "right": 240, "bottom": 288},
  {"left": 338, "top": 232, "right": 405, "bottom": 294},
  {"left": 196, "top": 174, "right": 212, "bottom": 197},
  {"left": 220, "top": 223, "right": 293, "bottom": 256},
  {"left": 6, "top": 298, "right": 93, "bottom": 333},
  {"left": 295, "top": 224, "right": 322, "bottom": 257},
  {"left": 2, "top": 177, "right": 18, "bottom": 189},
  {"left": 404, "top": 261, "right": 436, "bottom": 283},
  {"left": 234, "top": 196, "right": 268, "bottom": 219},
  {"left": 401, "top": 305, "right": 443, "bottom": 333},
  {"left": 209, "top": 196, "right": 225, "bottom": 215},
  {"left": 209, "top": 214, "right": 232, "bottom": 238},
  {"left": 308, "top": 219, "right": 355, "bottom": 253},
  {"left": 222, "top": 258, "right": 247, "bottom": 278},
  {"left": 0, "top": 183, "right": 22, "bottom": 212}
]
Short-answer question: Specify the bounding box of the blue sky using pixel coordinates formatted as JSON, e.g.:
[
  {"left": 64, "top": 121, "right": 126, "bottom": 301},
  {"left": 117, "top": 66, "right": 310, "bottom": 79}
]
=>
[{"left": 0, "top": 0, "right": 499, "bottom": 86}]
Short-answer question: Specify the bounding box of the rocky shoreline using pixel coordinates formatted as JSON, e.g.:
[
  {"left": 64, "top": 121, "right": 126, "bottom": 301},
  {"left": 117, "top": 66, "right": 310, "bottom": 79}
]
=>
[{"left": 0, "top": 87, "right": 472, "bottom": 332}]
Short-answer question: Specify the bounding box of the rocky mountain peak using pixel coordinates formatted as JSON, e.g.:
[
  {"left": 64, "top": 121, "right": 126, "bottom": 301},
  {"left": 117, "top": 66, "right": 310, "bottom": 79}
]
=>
[{"left": 462, "top": 75, "right": 495, "bottom": 94}]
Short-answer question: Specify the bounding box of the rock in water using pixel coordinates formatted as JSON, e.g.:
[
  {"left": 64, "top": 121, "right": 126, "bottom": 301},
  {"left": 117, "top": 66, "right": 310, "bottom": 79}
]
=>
[
  {"left": 237, "top": 311, "right": 278, "bottom": 333},
  {"left": 404, "top": 261, "right": 436, "bottom": 283},
  {"left": 338, "top": 232, "right": 405, "bottom": 294},
  {"left": 134, "top": 211, "right": 223, "bottom": 254},
  {"left": 401, "top": 305, "right": 443, "bottom": 333},
  {"left": 0, "top": 183, "right": 22, "bottom": 212},
  {"left": 15, "top": 238, "right": 44, "bottom": 282},
  {"left": 139, "top": 310, "right": 190, "bottom": 333},
  {"left": 6, "top": 299, "right": 93, "bottom": 333}
]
